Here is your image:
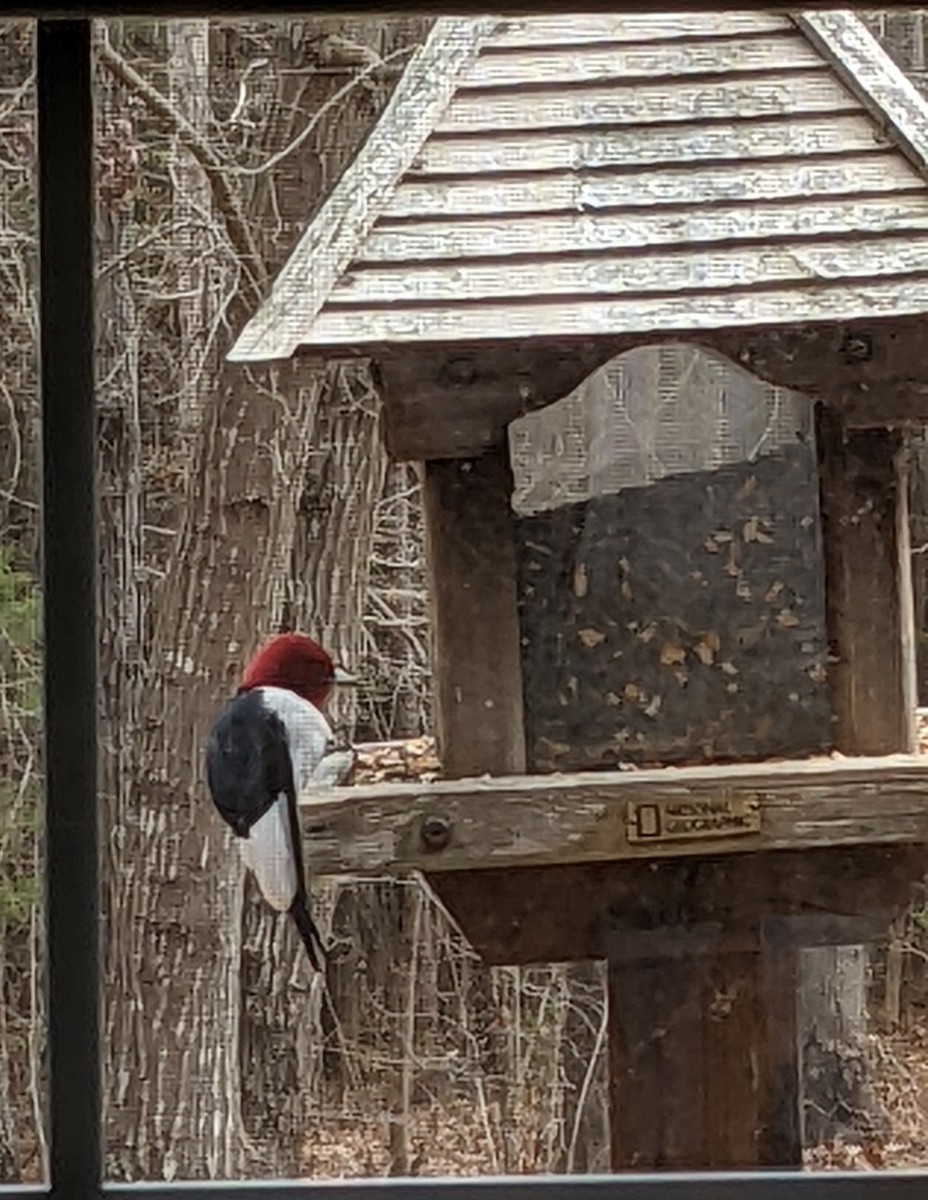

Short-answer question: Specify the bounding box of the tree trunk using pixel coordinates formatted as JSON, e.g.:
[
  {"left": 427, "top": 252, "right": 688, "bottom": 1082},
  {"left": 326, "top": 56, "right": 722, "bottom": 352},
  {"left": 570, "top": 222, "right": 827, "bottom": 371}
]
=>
[
  {"left": 96, "top": 18, "right": 324, "bottom": 1178},
  {"left": 230, "top": 17, "right": 411, "bottom": 1173},
  {"left": 94, "top": 14, "right": 429, "bottom": 1178},
  {"left": 95, "top": 44, "right": 159, "bottom": 1177},
  {"left": 106, "top": 348, "right": 331, "bottom": 1179},
  {"left": 238, "top": 358, "right": 388, "bottom": 1175},
  {"left": 167, "top": 20, "right": 212, "bottom": 442}
]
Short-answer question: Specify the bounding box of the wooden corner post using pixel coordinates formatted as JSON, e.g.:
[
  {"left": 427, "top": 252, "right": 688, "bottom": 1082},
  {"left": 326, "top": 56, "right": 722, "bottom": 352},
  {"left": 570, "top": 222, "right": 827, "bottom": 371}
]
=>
[
  {"left": 421, "top": 439, "right": 526, "bottom": 779},
  {"left": 815, "top": 405, "right": 917, "bottom": 755}
]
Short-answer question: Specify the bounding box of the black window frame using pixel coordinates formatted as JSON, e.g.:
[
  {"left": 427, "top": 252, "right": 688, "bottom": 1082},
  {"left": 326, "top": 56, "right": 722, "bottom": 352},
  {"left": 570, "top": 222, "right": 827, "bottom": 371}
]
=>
[{"left": 19, "top": 7, "right": 928, "bottom": 1199}]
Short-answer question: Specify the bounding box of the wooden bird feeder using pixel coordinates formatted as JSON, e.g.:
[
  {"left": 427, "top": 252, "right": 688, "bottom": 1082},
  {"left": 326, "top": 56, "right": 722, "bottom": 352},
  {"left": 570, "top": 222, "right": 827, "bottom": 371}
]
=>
[{"left": 230, "top": 10, "right": 928, "bottom": 1172}]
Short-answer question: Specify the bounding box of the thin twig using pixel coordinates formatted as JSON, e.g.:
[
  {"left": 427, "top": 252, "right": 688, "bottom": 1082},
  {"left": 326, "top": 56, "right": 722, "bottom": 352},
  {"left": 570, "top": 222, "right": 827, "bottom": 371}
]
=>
[{"left": 94, "top": 28, "right": 267, "bottom": 299}]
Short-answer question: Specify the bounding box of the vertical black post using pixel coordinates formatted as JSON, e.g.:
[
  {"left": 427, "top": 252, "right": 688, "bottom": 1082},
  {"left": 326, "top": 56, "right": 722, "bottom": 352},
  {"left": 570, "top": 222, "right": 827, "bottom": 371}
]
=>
[{"left": 38, "top": 20, "right": 100, "bottom": 1199}]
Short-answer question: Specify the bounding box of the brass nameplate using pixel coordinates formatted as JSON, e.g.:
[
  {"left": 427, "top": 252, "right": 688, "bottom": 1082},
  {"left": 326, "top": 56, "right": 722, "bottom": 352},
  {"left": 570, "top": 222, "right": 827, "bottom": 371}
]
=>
[{"left": 627, "top": 792, "right": 762, "bottom": 844}]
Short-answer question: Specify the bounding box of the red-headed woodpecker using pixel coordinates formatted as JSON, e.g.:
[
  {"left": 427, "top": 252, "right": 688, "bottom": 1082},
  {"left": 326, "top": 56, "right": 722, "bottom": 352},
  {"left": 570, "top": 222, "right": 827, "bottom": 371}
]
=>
[{"left": 205, "top": 633, "right": 356, "bottom": 970}]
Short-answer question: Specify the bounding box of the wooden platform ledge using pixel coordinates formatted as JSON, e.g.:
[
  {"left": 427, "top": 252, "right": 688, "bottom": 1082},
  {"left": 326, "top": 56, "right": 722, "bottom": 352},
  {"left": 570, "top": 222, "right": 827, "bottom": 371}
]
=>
[{"left": 300, "top": 753, "right": 928, "bottom": 878}]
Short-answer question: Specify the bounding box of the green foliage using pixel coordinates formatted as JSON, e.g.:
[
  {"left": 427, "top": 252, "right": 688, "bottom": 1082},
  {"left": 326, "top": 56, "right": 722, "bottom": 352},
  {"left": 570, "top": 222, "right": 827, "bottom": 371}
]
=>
[
  {"left": 0, "top": 839, "right": 37, "bottom": 927},
  {"left": 0, "top": 545, "right": 39, "bottom": 696},
  {"left": 0, "top": 546, "right": 40, "bottom": 928}
]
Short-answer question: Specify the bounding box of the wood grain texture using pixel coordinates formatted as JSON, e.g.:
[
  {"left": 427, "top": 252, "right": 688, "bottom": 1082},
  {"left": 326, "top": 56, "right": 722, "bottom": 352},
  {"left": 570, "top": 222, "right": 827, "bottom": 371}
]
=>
[
  {"left": 228, "top": 9, "right": 928, "bottom": 369},
  {"left": 376, "top": 342, "right": 613, "bottom": 461},
  {"left": 421, "top": 836, "right": 918, "bottom": 1168},
  {"left": 436, "top": 71, "right": 851, "bottom": 134},
  {"left": 334, "top": 231, "right": 928, "bottom": 307},
  {"left": 382, "top": 152, "right": 916, "bottom": 220},
  {"left": 363, "top": 195, "right": 928, "bottom": 264},
  {"left": 300, "top": 754, "right": 928, "bottom": 877},
  {"left": 421, "top": 443, "right": 526, "bottom": 778},
  {"left": 713, "top": 316, "right": 928, "bottom": 411},
  {"left": 425, "top": 845, "right": 925, "bottom": 965},
  {"left": 228, "top": 9, "right": 928, "bottom": 364},
  {"left": 484, "top": 14, "right": 793, "bottom": 49},
  {"left": 411, "top": 114, "right": 885, "bottom": 177},
  {"left": 459, "top": 34, "right": 822, "bottom": 89},
  {"left": 309, "top": 276, "right": 928, "bottom": 347},
  {"left": 375, "top": 326, "right": 928, "bottom": 462},
  {"left": 607, "top": 949, "right": 800, "bottom": 1168},
  {"left": 799, "top": 11, "right": 928, "bottom": 181},
  {"left": 757, "top": 925, "right": 803, "bottom": 1167},
  {"left": 816, "top": 410, "right": 918, "bottom": 755}
]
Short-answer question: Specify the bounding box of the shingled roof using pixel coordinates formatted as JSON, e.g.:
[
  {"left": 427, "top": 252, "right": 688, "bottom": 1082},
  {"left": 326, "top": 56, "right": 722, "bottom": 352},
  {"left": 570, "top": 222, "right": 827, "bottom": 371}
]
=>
[{"left": 229, "top": 10, "right": 928, "bottom": 362}]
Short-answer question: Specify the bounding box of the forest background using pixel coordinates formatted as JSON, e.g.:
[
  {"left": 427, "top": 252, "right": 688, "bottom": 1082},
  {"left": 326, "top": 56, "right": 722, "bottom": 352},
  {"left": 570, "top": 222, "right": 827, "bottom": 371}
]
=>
[{"left": 2, "top": 9, "right": 928, "bottom": 1184}]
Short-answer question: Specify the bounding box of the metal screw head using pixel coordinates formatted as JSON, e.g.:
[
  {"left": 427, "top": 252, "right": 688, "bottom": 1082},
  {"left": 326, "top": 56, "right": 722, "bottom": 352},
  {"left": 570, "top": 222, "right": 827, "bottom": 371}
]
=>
[{"left": 420, "top": 815, "right": 451, "bottom": 853}]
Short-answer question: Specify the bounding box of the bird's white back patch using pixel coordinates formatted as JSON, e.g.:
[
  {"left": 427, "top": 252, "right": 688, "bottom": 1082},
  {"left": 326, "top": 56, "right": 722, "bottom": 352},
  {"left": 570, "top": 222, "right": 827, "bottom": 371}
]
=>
[
  {"left": 256, "top": 684, "right": 354, "bottom": 793},
  {"left": 238, "top": 793, "right": 297, "bottom": 912}
]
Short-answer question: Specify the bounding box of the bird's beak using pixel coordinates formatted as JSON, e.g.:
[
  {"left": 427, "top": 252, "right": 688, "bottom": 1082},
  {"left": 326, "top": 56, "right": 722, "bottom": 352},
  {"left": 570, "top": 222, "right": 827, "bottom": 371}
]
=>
[{"left": 332, "top": 665, "right": 357, "bottom": 686}]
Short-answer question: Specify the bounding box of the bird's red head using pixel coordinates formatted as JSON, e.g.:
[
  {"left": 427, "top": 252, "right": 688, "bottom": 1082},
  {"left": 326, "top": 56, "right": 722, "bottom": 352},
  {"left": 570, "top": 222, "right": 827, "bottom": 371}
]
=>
[{"left": 238, "top": 633, "right": 340, "bottom": 711}]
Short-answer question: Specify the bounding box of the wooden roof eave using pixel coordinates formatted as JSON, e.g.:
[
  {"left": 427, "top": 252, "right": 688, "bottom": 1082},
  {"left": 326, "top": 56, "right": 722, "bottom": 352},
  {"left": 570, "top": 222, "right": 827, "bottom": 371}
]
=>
[
  {"left": 226, "top": 16, "right": 499, "bottom": 365},
  {"left": 796, "top": 10, "right": 928, "bottom": 183},
  {"left": 228, "top": 10, "right": 928, "bottom": 385}
]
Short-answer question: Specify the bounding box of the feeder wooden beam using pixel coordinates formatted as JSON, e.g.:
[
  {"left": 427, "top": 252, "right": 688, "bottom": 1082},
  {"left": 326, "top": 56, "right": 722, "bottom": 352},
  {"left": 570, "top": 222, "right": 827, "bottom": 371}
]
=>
[
  {"left": 422, "top": 845, "right": 924, "bottom": 967},
  {"left": 300, "top": 753, "right": 928, "bottom": 877},
  {"left": 375, "top": 342, "right": 616, "bottom": 461}
]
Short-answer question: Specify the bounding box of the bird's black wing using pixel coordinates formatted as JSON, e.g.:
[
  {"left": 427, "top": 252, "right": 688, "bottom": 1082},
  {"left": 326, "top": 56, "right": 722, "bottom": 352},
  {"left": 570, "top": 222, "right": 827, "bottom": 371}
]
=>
[{"left": 205, "top": 690, "right": 292, "bottom": 836}]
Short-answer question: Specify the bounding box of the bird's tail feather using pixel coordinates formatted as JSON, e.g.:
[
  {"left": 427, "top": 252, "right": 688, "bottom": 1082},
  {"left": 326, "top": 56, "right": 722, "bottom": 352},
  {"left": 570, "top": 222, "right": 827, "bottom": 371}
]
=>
[{"left": 289, "top": 894, "right": 326, "bottom": 972}]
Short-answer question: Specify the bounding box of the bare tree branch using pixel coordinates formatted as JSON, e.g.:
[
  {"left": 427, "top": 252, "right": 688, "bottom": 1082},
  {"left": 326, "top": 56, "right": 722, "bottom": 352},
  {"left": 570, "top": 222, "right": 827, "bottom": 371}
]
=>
[
  {"left": 94, "top": 27, "right": 268, "bottom": 300},
  {"left": 231, "top": 42, "right": 416, "bottom": 179}
]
